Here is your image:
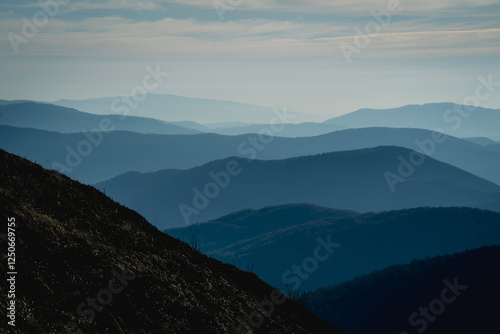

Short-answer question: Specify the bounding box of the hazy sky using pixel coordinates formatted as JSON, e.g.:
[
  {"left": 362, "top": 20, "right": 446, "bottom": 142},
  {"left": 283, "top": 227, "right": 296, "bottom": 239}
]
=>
[{"left": 1, "top": 0, "right": 499, "bottom": 117}]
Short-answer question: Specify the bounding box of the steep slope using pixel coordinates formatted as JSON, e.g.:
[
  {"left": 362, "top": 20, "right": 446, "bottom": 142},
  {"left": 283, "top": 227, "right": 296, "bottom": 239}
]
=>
[
  {"left": 0, "top": 149, "right": 340, "bottom": 333},
  {"left": 307, "top": 246, "right": 500, "bottom": 334},
  {"left": 97, "top": 146, "right": 500, "bottom": 229},
  {"left": 4, "top": 126, "right": 500, "bottom": 185},
  {"left": 325, "top": 103, "right": 500, "bottom": 139},
  {"left": 0, "top": 102, "right": 199, "bottom": 135},
  {"left": 167, "top": 205, "right": 500, "bottom": 290}
]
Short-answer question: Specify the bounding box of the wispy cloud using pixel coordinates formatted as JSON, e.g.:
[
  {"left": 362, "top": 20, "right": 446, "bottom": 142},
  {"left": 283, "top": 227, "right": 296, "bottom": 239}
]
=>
[
  {"left": 168, "top": 0, "right": 500, "bottom": 13},
  {"left": 1, "top": 13, "right": 498, "bottom": 60}
]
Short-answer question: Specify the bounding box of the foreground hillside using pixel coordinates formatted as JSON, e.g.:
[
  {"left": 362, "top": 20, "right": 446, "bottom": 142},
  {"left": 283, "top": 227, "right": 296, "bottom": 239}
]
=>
[
  {"left": 307, "top": 246, "right": 500, "bottom": 334},
  {"left": 0, "top": 149, "right": 340, "bottom": 333},
  {"left": 98, "top": 146, "right": 500, "bottom": 228},
  {"left": 168, "top": 205, "right": 500, "bottom": 290}
]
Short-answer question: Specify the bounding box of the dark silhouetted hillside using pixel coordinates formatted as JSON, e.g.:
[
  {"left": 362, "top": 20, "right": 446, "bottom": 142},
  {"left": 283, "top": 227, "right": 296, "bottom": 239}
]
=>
[
  {"left": 167, "top": 205, "right": 500, "bottom": 290},
  {"left": 307, "top": 246, "right": 500, "bottom": 334},
  {"left": 0, "top": 149, "right": 341, "bottom": 334}
]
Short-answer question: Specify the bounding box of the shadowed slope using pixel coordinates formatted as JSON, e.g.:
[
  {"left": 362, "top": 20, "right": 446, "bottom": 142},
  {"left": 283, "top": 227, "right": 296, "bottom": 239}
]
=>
[{"left": 0, "top": 149, "right": 341, "bottom": 334}]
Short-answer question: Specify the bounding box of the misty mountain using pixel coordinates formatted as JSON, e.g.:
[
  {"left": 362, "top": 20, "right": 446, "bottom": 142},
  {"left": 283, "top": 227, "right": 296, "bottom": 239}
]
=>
[
  {"left": 170, "top": 120, "right": 211, "bottom": 132},
  {"left": 4, "top": 125, "right": 500, "bottom": 185},
  {"left": 167, "top": 205, "right": 500, "bottom": 291},
  {"left": 96, "top": 147, "right": 500, "bottom": 229},
  {"left": 54, "top": 94, "right": 324, "bottom": 123},
  {"left": 0, "top": 149, "right": 340, "bottom": 334},
  {"left": 0, "top": 99, "right": 34, "bottom": 106},
  {"left": 204, "top": 121, "right": 260, "bottom": 129},
  {"left": 179, "top": 121, "right": 346, "bottom": 138},
  {"left": 325, "top": 103, "right": 500, "bottom": 140},
  {"left": 206, "top": 122, "right": 346, "bottom": 138},
  {"left": 0, "top": 102, "right": 200, "bottom": 135},
  {"left": 465, "top": 137, "right": 500, "bottom": 154},
  {"left": 307, "top": 246, "right": 500, "bottom": 334},
  {"left": 464, "top": 137, "right": 500, "bottom": 146}
]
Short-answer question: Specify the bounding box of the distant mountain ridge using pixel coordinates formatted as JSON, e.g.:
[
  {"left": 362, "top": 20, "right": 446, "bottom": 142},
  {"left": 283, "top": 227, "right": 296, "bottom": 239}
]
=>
[
  {"left": 205, "top": 122, "right": 346, "bottom": 137},
  {"left": 3, "top": 126, "right": 500, "bottom": 185},
  {"left": 54, "top": 94, "right": 325, "bottom": 123},
  {"left": 97, "top": 146, "right": 500, "bottom": 229},
  {"left": 0, "top": 102, "right": 200, "bottom": 135},
  {"left": 325, "top": 103, "right": 500, "bottom": 140}
]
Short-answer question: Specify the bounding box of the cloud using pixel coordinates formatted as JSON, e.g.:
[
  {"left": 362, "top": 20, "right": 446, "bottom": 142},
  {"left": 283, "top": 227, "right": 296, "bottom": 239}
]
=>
[
  {"left": 168, "top": 0, "right": 500, "bottom": 14},
  {"left": 1, "top": 12, "right": 498, "bottom": 62}
]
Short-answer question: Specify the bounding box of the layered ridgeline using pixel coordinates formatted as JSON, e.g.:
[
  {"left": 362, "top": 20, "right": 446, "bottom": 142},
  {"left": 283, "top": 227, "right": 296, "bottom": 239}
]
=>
[
  {"left": 96, "top": 147, "right": 500, "bottom": 229},
  {"left": 0, "top": 100, "right": 343, "bottom": 137},
  {"left": 325, "top": 103, "right": 500, "bottom": 140},
  {"left": 53, "top": 94, "right": 324, "bottom": 123},
  {"left": 3, "top": 124, "right": 500, "bottom": 185},
  {"left": 0, "top": 102, "right": 200, "bottom": 135},
  {"left": 0, "top": 150, "right": 340, "bottom": 334},
  {"left": 167, "top": 204, "right": 500, "bottom": 290},
  {"left": 307, "top": 246, "right": 500, "bottom": 334},
  {"left": 465, "top": 137, "right": 500, "bottom": 153},
  {"left": 202, "top": 122, "right": 345, "bottom": 138}
]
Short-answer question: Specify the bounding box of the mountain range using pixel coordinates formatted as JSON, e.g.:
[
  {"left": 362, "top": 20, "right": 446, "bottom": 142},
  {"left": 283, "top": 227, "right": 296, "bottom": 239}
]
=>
[
  {"left": 53, "top": 94, "right": 325, "bottom": 124},
  {"left": 96, "top": 147, "right": 500, "bottom": 229},
  {"left": 3, "top": 121, "right": 500, "bottom": 185},
  {"left": 1, "top": 94, "right": 500, "bottom": 333},
  {"left": 166, "top": 204, "right": 500, "bottom": 290},
  {"left": 0, "top": 102, "right": 200, "bottom": 135},
  {"left": 325, "top": 103, "right": 500, "bottom": 140}
]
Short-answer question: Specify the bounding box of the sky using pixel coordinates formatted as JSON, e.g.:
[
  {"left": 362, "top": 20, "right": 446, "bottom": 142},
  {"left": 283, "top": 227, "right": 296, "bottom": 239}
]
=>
[{"left": 0, "top": 0, "right": 499, "bottom": 118}]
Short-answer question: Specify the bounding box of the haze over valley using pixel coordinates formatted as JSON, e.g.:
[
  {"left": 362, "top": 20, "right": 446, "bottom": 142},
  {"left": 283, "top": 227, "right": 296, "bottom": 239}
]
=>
[{"left": 1, "top": 0, "right": 500, "bottom": 333}]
